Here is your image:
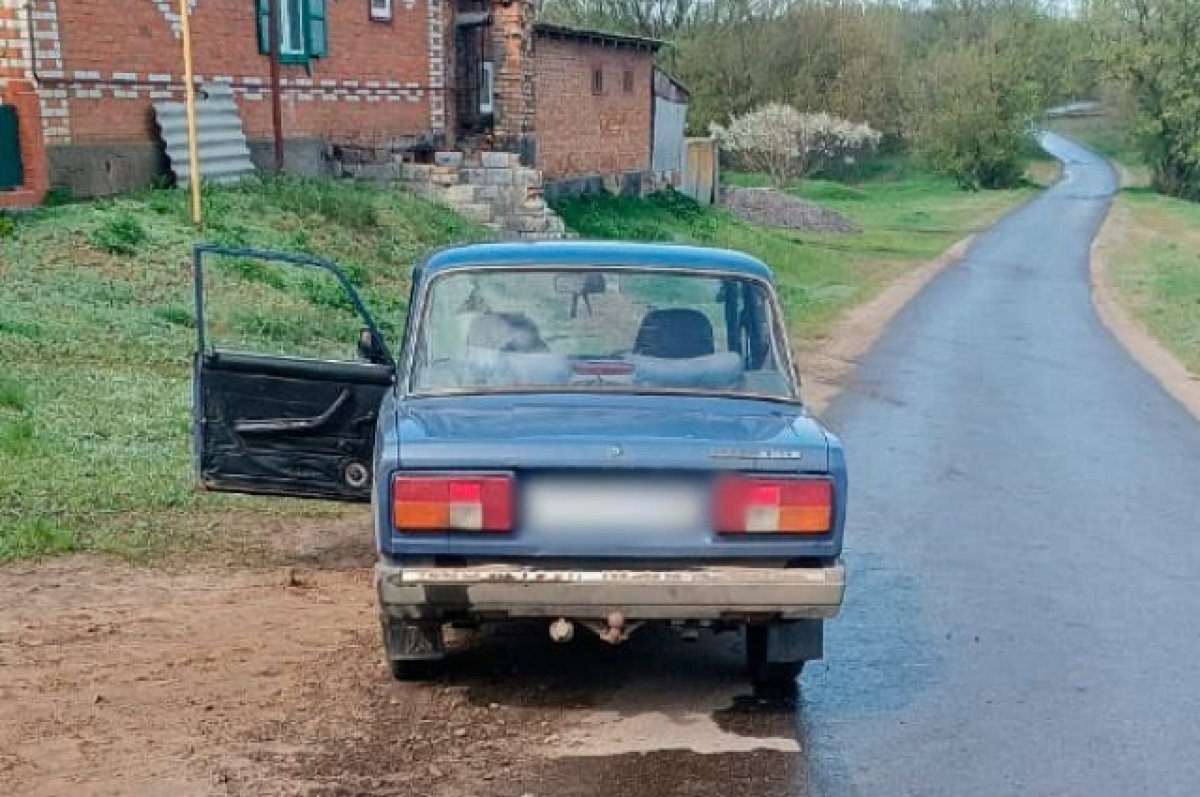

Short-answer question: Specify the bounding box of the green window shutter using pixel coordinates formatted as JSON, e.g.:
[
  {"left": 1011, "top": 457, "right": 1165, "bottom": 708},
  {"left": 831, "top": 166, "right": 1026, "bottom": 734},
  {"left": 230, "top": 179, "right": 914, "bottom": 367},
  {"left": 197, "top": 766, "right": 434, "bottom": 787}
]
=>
[
  {"left": 255, "top": 0, "right": 270, "bottom": 55},
  {"left": 305, "top": 0, "right": 327, "bottom": 59}
]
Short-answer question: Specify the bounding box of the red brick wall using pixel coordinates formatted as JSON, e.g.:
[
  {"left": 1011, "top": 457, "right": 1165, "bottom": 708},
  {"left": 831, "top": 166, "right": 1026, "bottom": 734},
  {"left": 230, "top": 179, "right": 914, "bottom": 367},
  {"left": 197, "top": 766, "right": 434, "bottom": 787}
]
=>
[
  {"left": 39, "top": 0, "right": 441, "bottom": 146},
  {"left": 533, "top": 35, "right": 652, "bottom": 180}
]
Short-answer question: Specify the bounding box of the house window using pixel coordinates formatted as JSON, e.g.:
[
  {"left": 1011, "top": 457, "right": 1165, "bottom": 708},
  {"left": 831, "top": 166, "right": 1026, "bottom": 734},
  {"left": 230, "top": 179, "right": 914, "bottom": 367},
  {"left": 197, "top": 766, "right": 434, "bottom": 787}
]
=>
[
  {"left": 591, "top": 68, "right": 604, "bottom": 95},
  {"left": 479, "top": 61, "right": 495, "bottom": 115},
  {"left": 622, "top": 70, "right": 634, "bottom": 94},
  {"left": 369, "top": 0, "right": 393, "bottom": 22},
  {"left": 257, "top": 0, "right": 328, "bottom": 64},
  {"left": 280, "top": 0, "right": 305, "bottom": 56}
]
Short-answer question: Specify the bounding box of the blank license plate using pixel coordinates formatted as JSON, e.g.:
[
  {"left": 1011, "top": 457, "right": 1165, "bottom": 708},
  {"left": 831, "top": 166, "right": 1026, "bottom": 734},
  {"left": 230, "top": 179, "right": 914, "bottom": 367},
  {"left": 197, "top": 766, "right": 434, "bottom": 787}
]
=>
[{"left": 523, "top": 478, "right": 707, "bottom": 534}]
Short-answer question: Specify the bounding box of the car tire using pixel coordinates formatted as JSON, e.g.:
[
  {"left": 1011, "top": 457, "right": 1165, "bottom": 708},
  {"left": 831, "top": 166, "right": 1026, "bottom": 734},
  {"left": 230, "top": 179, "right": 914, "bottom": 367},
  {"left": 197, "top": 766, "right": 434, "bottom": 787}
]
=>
[
  {"left": 388, "top": 657, "right": 445, "bottom": 682},
  {"left": 745, "top": 624, "right": 805, "bottom": 686}
]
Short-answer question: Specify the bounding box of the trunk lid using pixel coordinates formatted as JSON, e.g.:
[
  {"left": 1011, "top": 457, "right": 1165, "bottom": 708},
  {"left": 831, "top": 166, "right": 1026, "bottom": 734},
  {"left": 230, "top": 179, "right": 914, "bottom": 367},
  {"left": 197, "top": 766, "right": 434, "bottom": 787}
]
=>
[{"left": 396, "top": 393, "right": 830, "bottom": 473}]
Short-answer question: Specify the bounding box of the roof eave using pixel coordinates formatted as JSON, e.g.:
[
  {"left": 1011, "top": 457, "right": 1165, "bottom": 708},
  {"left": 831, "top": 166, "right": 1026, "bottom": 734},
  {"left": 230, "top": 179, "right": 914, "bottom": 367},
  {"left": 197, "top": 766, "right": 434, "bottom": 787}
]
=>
[{"left": 532, "top": 22, "right": 665, "bottom": 52}]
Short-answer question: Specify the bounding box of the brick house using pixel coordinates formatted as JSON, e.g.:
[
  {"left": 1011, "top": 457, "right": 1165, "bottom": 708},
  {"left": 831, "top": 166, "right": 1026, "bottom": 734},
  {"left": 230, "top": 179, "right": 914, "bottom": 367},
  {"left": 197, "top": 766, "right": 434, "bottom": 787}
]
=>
[{"left": 0, "top": 0, "right": 675, "bottom": 201}]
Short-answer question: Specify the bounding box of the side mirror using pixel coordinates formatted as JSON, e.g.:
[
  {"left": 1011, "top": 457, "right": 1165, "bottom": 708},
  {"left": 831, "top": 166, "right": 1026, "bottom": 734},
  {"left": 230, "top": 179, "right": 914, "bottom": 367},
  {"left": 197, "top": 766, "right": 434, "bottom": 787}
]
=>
[{"left": 358, "top": 327, "right": 389, "bottom": 365}]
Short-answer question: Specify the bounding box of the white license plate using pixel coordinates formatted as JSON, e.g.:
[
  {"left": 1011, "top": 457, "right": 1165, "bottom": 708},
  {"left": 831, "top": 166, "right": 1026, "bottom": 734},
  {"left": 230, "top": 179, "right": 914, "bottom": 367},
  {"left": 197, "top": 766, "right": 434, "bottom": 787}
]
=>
[{"left": 523, "top": 478, "right": 707, "bottom": 534}]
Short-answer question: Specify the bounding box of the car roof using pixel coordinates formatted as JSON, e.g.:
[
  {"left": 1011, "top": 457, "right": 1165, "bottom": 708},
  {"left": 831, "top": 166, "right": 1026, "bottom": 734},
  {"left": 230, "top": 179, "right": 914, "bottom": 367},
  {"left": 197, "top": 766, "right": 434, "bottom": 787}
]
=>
[{"left": 414, "top": 241, "right": 775, "bottom": 283}]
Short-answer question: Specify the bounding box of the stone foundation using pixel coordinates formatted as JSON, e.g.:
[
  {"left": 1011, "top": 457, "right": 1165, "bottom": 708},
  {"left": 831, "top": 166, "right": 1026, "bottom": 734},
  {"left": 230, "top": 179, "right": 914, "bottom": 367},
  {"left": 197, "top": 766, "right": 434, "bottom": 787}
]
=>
[{"left": 343, "top": 150, "right": 567, "bottom": 240}]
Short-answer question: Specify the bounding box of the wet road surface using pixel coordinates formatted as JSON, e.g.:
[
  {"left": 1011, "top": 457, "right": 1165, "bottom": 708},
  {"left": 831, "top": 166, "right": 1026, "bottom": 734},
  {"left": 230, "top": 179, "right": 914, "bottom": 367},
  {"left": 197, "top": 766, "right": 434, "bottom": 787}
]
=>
[{"left": 484, "top": 134, "right": 1200, "bottom": 796}]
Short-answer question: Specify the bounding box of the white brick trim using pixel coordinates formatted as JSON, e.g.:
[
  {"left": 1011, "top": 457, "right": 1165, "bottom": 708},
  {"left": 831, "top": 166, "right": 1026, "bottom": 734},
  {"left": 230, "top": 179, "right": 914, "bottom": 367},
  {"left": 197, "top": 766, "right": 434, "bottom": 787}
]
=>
[
  {"left": 0, "top": 0, "right": 33, "bottom": 82},
  {"left": 426, "top": 0, "right": 444, "bottom": 134},
  {"left": 148, "top": 0, "right": 200, "bottom": 40},
  {"left": 36, "top": 70, "right": 428, "bottom": 106},
  {"left": 27, "top": 0, "right": 71, "bottom": 144}
]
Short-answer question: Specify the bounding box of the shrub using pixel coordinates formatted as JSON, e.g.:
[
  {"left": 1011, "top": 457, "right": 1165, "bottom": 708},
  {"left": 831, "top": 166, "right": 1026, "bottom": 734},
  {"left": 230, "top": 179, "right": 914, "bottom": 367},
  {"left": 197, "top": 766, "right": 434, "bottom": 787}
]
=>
[
  {"left": 712, "top": 104, "right": 882, "bottom": 186},
  {"left": 90, "top": 212, "right": 148, "bottom": 255},
  {"left": 913, "top": 45, "right": 1041, "bottom": 190}
]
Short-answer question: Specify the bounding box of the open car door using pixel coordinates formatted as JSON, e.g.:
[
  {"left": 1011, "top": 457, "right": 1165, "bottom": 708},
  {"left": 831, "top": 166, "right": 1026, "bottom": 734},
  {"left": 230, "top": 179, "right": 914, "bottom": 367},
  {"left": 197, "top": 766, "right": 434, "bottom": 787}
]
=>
[{"left": 192, "top": 246, "right": 395, "bottom": 501}]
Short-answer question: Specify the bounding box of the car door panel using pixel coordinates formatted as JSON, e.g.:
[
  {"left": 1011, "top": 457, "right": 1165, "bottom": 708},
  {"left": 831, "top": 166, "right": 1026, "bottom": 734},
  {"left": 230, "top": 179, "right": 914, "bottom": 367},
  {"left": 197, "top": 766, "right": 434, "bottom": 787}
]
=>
[
  {"left": 198, "top": 353, "right": 391, "bottom": 500},
  {"left": 191, "top": 246, "right": 394, "bottom": 502}
]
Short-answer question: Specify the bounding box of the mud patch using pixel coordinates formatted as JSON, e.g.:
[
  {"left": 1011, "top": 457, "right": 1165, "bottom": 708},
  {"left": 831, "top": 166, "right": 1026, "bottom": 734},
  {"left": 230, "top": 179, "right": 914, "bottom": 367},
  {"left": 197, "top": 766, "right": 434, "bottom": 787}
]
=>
[
  {"left": 513, "top": 750, "right": 807, "bottom": 797},
  {"left": 712, "top": 690, "right": 800, "bottom": 740},
  {"left": 0, "top": 557, "right": 561, "bottom": 797}
]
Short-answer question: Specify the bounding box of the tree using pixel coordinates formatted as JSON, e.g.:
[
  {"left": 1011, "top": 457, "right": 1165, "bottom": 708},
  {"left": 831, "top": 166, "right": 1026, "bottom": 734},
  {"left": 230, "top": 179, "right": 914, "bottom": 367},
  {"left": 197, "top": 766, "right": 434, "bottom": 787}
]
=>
[
  {"left": 712, "top": 103, "right": 881, "bottom": 185},
  {"left": 1096, "top": 0, "right": 1200, "bottom": 200},
  {"left": 910, "top": 2, "right": 1046, "bottom": 189}
]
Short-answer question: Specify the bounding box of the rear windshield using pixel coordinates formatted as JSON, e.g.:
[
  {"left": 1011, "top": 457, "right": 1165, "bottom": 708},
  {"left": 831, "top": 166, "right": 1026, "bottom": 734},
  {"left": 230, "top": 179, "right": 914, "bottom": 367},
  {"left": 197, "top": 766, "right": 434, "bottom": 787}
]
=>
[{"left": 408, "top": 268, "right": 797, "bottom": 399}]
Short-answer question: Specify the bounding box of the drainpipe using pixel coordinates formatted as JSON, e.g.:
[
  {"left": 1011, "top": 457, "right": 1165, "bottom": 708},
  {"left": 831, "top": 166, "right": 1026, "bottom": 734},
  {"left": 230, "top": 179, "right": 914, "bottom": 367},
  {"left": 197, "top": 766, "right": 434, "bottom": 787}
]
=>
[
  {"left": 24, "top": 1, "right": 41, "bottom": 85},
  {"left": 268, "top": 0, "right": 284, "bottom": 174}
]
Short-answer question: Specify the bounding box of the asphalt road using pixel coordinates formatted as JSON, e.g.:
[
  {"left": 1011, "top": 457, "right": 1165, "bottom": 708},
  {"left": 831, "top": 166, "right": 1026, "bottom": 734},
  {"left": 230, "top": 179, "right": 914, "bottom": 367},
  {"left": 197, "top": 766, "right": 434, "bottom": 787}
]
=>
[{"left": 499, "top": 134, "right": 1200, "bottom": 796}]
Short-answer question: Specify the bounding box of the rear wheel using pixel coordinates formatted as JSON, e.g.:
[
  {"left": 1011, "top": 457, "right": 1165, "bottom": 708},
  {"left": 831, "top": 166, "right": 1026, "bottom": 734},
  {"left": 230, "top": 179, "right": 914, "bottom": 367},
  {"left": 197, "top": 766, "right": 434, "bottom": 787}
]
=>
[{"left": 745, "top": 624, "right": 806, "bottom": 687}]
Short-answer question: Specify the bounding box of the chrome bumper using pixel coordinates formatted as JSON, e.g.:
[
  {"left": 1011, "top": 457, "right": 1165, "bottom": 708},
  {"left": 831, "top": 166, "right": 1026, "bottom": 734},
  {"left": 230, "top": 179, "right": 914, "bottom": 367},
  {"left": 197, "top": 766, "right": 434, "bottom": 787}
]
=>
[{"left": 375, "top": 561, "right": 845, "bottom": 621}]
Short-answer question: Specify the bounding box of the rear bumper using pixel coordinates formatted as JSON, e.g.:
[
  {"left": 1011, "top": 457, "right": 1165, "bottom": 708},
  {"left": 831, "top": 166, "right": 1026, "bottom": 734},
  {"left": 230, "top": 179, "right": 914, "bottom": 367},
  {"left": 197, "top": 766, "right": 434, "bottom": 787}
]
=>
[{"left": 375, "top": 560, "right": 845, "bottom": 621}]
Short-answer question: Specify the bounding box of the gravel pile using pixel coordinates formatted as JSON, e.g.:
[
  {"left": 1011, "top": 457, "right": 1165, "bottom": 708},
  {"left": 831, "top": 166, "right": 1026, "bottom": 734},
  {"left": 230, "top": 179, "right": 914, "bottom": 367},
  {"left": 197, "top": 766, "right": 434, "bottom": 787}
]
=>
[{"left": 721, "top": 186, "right": 860, "bottom": 233}]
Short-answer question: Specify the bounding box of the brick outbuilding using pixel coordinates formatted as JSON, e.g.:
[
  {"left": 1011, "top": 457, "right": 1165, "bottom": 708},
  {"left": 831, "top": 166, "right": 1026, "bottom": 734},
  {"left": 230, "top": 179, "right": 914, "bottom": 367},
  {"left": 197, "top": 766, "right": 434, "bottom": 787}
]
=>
[{"left": 0, "top": 0, "right": 678, "bottom": 199}]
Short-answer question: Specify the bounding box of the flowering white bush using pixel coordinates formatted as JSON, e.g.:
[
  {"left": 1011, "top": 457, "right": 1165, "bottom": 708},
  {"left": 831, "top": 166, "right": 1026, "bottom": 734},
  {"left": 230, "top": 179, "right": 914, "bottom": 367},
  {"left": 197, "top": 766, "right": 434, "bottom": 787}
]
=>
[{"left": 712, "top": 104, "right": 882, "bottom": 184}]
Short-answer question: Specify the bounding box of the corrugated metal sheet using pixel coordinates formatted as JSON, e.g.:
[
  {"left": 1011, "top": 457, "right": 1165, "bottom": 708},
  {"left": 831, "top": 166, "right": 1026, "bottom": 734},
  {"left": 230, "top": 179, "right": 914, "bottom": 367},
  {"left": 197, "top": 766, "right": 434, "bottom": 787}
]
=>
[
  {"left": 155, "top": 83, "right": 254, "bottom": 188},
  {"left": 652, "top": 96, "right": 688, "bottom": 175},
  {"left": 681, "top": 137, "right": 718, "bottom": 205},
  {"left": 653, "top": 68, "right": 690, "bottom": 104}
]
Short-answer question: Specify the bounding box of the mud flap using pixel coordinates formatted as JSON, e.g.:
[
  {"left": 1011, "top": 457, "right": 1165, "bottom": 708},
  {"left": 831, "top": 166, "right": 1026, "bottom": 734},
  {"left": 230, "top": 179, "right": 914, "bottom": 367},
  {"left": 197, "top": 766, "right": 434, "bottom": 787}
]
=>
[
  {"left": 766, "top": 619, "right": 823, "bottom": 663},
  {"left": 381, "top": 617, "right": 445, "bottom": 662}
]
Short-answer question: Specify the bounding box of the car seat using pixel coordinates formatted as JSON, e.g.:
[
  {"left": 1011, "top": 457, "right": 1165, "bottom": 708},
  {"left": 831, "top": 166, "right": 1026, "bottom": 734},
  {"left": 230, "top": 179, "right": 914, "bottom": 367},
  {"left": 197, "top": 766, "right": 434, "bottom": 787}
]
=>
[{"left": 634, "top": 308, "right": 716, "bottom": 359}]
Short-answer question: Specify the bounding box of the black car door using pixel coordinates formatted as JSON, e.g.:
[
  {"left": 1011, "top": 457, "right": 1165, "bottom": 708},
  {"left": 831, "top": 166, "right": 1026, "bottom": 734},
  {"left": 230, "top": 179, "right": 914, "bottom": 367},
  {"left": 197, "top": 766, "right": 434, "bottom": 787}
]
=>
[{"left": 192, "top": 246, "right": 395, "bottom": 501}]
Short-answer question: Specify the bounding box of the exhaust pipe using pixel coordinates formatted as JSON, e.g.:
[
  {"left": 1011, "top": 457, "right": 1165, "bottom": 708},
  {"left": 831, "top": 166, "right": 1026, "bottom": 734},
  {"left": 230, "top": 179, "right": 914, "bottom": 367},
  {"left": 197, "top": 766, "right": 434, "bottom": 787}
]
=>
[{"left": 549, "top": 617, "right": 575, "bottom": 643}]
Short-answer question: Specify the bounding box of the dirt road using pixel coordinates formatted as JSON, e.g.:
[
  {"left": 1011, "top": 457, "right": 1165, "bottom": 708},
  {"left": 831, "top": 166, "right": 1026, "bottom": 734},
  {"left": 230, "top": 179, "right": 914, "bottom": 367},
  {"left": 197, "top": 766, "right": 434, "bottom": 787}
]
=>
[
  {"left": 0, "top": 523, "right": 572, "bottom": 797},
  {"left": 0, "top": 523, "right": 800, "bottom": 797}
]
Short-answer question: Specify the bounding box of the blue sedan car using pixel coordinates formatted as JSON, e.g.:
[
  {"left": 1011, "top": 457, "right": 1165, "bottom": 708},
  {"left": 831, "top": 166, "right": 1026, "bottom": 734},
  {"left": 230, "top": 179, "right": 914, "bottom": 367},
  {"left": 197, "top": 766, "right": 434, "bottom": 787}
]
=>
[{"left": 192, "top": 241, "right": 847, "bottom": 685}]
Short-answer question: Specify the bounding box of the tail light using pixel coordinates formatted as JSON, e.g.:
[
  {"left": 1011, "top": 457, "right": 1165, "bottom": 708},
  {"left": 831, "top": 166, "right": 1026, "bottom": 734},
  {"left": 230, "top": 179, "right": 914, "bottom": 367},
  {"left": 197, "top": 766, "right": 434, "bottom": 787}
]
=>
[
  {"left": 392, "top": 475, "right": 513, "bottom": 533},
  {"left": 716, "top": 477, "right": 833, "bottom": 535}
]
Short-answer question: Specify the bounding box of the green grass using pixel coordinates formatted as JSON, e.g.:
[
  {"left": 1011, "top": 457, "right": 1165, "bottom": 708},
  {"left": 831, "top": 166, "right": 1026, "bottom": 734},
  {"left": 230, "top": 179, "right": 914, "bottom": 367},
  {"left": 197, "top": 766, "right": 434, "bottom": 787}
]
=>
[
  {"left": 0, "top": 176, "right": 488, "bottom": 561},
  {"left": 557, "top": 161, "right": 1034, "bottom": 344},
  {"left": 1102, "top": 190, "right": 1200, "bottom": 374},
  {"left": 1051, "top": 112, "right": 1198, "bottom": 371},
  {"left": 1048, "top": 113, "right": 1143, "bottom": 169}
]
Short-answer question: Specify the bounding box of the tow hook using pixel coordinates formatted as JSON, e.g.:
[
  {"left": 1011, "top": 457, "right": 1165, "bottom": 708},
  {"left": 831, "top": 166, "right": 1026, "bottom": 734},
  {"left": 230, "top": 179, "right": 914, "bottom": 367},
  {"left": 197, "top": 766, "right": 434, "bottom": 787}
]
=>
[
  {"left": 549, "top": 617, "right": 575, "bottom": 643},
  {"left": 600, "top": 611, "right": 625, "bottom": 645},
  {"left": 578, "top": 612, "right": 639, "bottom": 645}
]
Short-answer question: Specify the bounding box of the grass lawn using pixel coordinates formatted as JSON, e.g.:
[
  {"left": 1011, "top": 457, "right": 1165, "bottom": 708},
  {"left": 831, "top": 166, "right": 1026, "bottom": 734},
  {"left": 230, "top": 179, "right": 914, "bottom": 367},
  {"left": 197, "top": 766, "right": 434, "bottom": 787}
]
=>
[
  {"left": 1097, "top": 189, "right": 1200, "bottom": 375},
  {"left": 0, "top": 178, "right": 487, "bottom": 561},
  {"left": 554, "top": 158, "right": 1035, "bottom": 347}
]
